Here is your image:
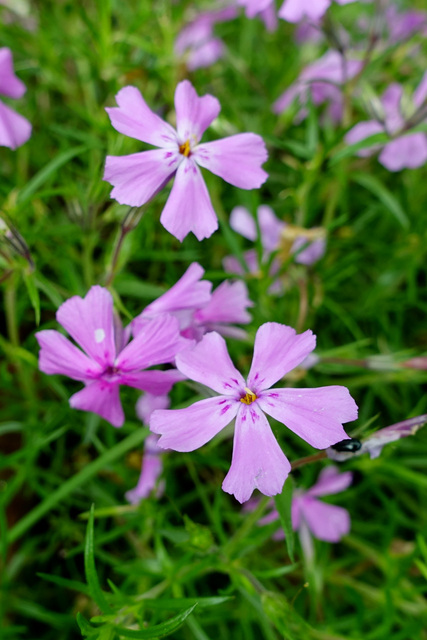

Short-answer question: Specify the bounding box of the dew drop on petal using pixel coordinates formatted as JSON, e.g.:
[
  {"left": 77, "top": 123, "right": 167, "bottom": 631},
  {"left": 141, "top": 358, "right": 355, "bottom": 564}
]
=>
[{"left": 94, "top": 328, "right": 106, "bottom": 343}]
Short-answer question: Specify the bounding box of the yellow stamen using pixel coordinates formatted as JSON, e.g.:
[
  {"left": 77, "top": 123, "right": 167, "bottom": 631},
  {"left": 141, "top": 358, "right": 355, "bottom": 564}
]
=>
[
  {"left": 179, "top": 139, "right": 191, "bottom": 157},
  {"left": 240, "top": 387, "right": 257, "bottom": 405}
]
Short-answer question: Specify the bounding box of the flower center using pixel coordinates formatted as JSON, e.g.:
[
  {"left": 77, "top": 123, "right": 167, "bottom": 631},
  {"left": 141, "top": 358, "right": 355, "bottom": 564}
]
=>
[
  {"left": 179, "top": 139, "right": 191, "bottom": 157},
  {"left": 240, "top": 387, "right": 257, "bottom": 405}
]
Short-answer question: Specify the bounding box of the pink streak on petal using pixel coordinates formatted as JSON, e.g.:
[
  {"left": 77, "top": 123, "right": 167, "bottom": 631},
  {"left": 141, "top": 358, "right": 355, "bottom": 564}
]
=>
[
  {"left": 0, "top": 101, "right": 31, "bottom": 149},
  {"left": 247, "top": 323, "right": 316, "bottom": 392},
  {"left": 136, "top": 262, "right": 212, "bottom": 322},
  {"left": 160, "top": 159, "right": 218, "bottom": 242},
  {"left": 195, "top": 280, "right": 253, "bottom": 326},
  {"left": 222, "top": 403, "right": 291, "bottom": 503},
  {"left": 195, "top": 133, "right": 268, "bottom": 189},
  {"left": 56, "top": 286, "right": 116, "bottom": 368},
  {"left": 136, "top": 393, "right": 171, "bottom": 424},
  {"left": 307, "top": 466, "right": 353, "bottom": 497},
  {"left": 379, "top": 134, "right": 427, "bottom": 171},
  {"left": 174, "top": 79, "right": 220, "bottom": 143},
  {"left": 175, "top": 331, "right": 245, "bottom": 395},
  {"left": 36, "top": 330, "right": 103, "bottom": 381},
  {"left": 0, "top": 48, "right": 26, "bottom": 98},
  {"left": 150, "top": 396, "right": 239, "bottom": 451},
  {"left": 69, "top": 380, "right": 124, "bottom": 427},
  {"left": 229, "top": 206, "right": 257, "bottom": 241},
  {"left": 117, "top": 315, "right": 188, "bottom": 371},
  {"left": 104, "top": 149, "right": 178, "bottom": 207},
  {"left": 105, "top": 86, "right": 177, "bottom": 148},
  {"left": 300, "top": 497, "right": 351, "bottom": 542},
  {"left": 258, "top": 386, "right": 357, "bottom": 449},
  {"left": 344, "top": 120, "right": 385, "bottom": 157},
  {"left": 119, "top": 369, "right": 184, "bottom": 394}
]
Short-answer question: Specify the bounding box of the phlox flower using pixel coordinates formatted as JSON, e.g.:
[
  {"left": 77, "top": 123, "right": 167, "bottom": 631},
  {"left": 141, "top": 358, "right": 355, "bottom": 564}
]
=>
[
  {"left": 279, "top": 0, "right": 357, "bottom": 24},
  {"left": 150, "top": 323, "right": 358, "bottom": 503},
  {"left": 104, "top": 80, "right": 268, "bottom": 241},
  {"left": 0, "top": 47, "right": 31, "bottom": 149},
  {"left": 273, "top": 50, "right": 362, "bottom": 123},
  {"left": 345, "top": 77, "right": 427, "bottom": 171},
  {"left": 327, "top": 414, "right": 427, "bottom": 461},
  {"left": 384, "top": 6, "right": 427, "bottom": 44},
  {"left": 132, "top": 262, "right": 253, "bottom": 341},
  {"left": 36, "top": 286, "right": 189, "bottom": 428},
  {"left": 258, "top": 467, "right": 352, "bottom": 557},
  {"left": 237, "top": 0, "right": 278, "bottom": 31},
  {"left": 175, "top": 6, "right": 237, "bottom": 70}
]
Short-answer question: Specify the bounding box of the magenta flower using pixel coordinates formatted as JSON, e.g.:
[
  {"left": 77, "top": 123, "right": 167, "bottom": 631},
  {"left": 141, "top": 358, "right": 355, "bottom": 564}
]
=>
[
  {"left": 125, "top": 433, "right": 165, "bottom": 504},
  {"left": 273, "top": 51, "right": 362, "bottom": 123},
  {"left": 345, "top": 78, "right": 427, "bottom": 171},
  {"left": 132, "top": 262, "right": 253, "bottom": 342},
  {"left": 175, "top": 6, "right": 237, "bottom": 70},
  {"left": 150, "top": 324, "right": 358, "bottom": 503},
  {"left": 104, "top": 80, "right": 268, "bottom": 241},
  {"left": 278, "top": 0, "right": 357, "bottom": 23},
  {"left": 0, "top": 48, "right": 31, "bottom": 149},
  {"left": 36, "top": 286, "right": 189, "bottom": 427}
]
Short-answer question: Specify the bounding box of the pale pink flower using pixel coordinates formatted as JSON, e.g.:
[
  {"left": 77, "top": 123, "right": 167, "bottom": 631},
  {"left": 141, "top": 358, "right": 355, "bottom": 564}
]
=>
[
  {"left": 104, "top": 80, "right": 268, "bottom": 241},
  {"left": 36, "top": 286, "right": 189, "bottom": 427},
  {"left": 0, "top": 48, "right": 31, "bottom": 149},
  {"left": 150, "top": 324, "right": 358, "bottom": 503},
  {"left": 279, "top": 0, "right": 358, "bottom": 23}
]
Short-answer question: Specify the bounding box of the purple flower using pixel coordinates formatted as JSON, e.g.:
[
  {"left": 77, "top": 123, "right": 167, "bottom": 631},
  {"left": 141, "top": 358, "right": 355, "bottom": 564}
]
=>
[
  {"left": 273, "top": 50, "right": 362, "bottom": 123},
  {"left": 36, "top": 286, "right": 189, "bottom": 427},
  {"left": 327, "top": 414, "right": 427, "bottom": 461},
  {"left": 385, "top": 6, "right": 427, "bottom": 44},
  {"left": 104, "top": 80, "right": 268, "bottom": 241},
  {"left": 150, "top": 323, "right": 358, "bottom": 503},
  {"left": 258, "top": 467, "right": 352, "bottom": 557},
  {"left": 132, "top": 262, "right": 253, "bottom": 342},
  {"left": 278, "top": 0, "right": 358, "bottom": 23},
  {"left": 0, "top": 48, "right": 31, "bottom": 149},
  {"left": 175, "top": 6, "right": 237, "bottom": 70},
  {"left": 237, "top": 0, "right": 278, "bottom": 31},
  {"left": 345, "top": 78, "right": 427, "bottom": 171}
]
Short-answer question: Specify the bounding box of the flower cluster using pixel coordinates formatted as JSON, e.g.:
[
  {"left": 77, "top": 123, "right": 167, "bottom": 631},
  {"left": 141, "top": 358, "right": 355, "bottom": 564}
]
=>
[{"left": 0, "top": 47, "right": 31, "bottom": 149}]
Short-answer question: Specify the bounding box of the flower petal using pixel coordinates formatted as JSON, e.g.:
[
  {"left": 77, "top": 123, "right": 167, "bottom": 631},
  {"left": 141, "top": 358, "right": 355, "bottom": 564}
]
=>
[
  {"left": 69, "top": 380, "right": 124, "bottom": 427},
  {"left": 194, "top": 280, "right": 253, "bottom": 326},
  {"left": 104, "top": 149, "right": 177, "bottom": 207},
  {"left": 56, "top": 286, "right": 116, "bottom": 367},
  {"left": 379, "top": 134, "right": 427, "bottom": 171},
  {"left": 0, "top": 101, "right": 31, "bottom": 150},
  {"left": 36, "top": 330, "right": 103, "bottom": 381},
  {"left": 247, "top": 323, "right": 316, "bottom": 392},
  {"left": 120, "top": 369, "right": 185, "bottom": 394},
  {"left": 258, "top": 205, "right": 285, "bottom": 252},
  {"left": 344, "top": 120, "right": 385, "bottom": 157},
  {"left": 258, "top": 386, "right": 357, "bottom": 449},
  {"left": 150, "top": 396, "right": 239, "bottom": 451},
  {"left": 413, "top": 71, "right": 427, "bottom": 109},
  {"left": 176, "top": 331, "right": 245, "bottom": 395},
  {"left": 105, "top": 86, "right": 177, "bottom": 147},
  {"left": 160, "top": 159, "right": 218, "bottom": 242},
  {"left": 136, "top": 262, "right": 212, "bottom": 322},
  {"left": 278, "top": 0, "right": 330, "bottom": 23},
  {"left": 117, "top": 315, "right": 190, "bottom": 371},
  {"left": 307, "top": 466, "right": 353, "bottom": 498},
  {"left": 136, "top": 393, "right": 171, "bottom": 424},
  {"left": 125, "top": 453, "right": 163, "bottom": 504},
  {"left": 0, "top": 48, "right": 26, "bottom": 99},
  {"left": 195, "top": 133, "right": 268, "bottom": 189},
  {"left": 222, "top": 404, "right": 291, "bottom": 503},
  {"left": 300, "top": 497, "right": 350, "bottom": 542},
  {"left": 229, "top": 206, "right": 257, "bottom": 241},
  {"left": 174, "top": 79, "right": 220, "bottom": 143}
]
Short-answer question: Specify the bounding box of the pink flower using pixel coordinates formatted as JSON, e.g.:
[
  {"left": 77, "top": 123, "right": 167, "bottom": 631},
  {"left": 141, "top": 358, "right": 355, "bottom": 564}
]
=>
[
  {"left": 0, "top": 48, "right": 31, "bottom": 149},
  {"left": 36, "top": 286, "right": 189, "bottom": 427},
  {"left": 237, "top": 0, "right": 278, "bottom": 31},
  {"left": 273, "top": 50, "right": 362, "bottom": 123},
  {"left": 345, "top": 77, "right": 427, "bottom": 171},
  {"left": 104, "top": 80, "right": 268, "bottom": 241},
  {"left": 175, "top": 6, "right": 237, "bottom": 70},
  {"left": 150, "top": 324, "right": 358, "bottom": 503},
  {"left": 132, "top": 262, "right": 253, "bottom": 342},
  {"left": 259, "top": 467, "right": 352, "bottom": 554},
  {"left": 278, "top": 0, "right": 358, "bottom": 23}
]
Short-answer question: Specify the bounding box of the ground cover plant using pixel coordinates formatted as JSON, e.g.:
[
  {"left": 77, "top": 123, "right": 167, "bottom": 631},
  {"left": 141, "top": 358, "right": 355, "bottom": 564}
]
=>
[{"left": 2, "top": 0, "right": 427, "bottom": 638}]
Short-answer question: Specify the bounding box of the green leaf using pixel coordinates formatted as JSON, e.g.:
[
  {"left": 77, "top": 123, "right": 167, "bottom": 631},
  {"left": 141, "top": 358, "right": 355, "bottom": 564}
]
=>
[
  {"left": 113, "top": 604, "right": 197, "bottom": 638},
  {"left": 329, "top": 132, "right": 389, "bottom": 164},
  {"left": 22, "top": 271, "right": 40, "bottom": 325},
  {"left": 37, "top": 572, "right": 91, "bottom": 596},
  {"left": 76, "top": 612, "right": 100, "bottom": 638},
  {"left": 274, "top": 477, "right": 295, "bottom": 562},
  {"left": 84, "top": 505, "right": 113, "bottom": 614},
  {"left": 144, "top": 596, "right": 233, "bottom": 610},
  {"left": 351, "top": 172, "right": 409, "bottom": 228}
]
